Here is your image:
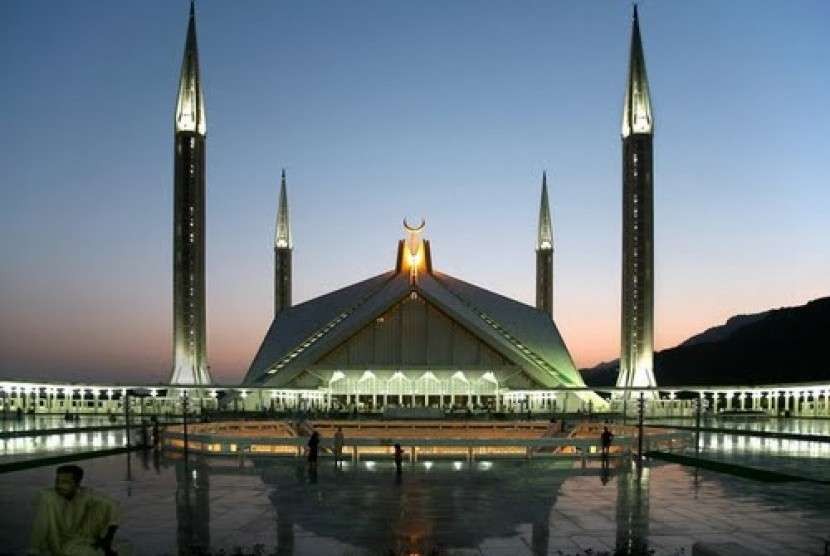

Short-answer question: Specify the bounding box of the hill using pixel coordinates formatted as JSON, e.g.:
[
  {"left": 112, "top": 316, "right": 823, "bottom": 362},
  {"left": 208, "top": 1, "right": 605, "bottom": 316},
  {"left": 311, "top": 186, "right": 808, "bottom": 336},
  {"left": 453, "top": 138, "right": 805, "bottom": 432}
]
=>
[{"left": 580, "top": 296, "right": 830, "bottom": 387}]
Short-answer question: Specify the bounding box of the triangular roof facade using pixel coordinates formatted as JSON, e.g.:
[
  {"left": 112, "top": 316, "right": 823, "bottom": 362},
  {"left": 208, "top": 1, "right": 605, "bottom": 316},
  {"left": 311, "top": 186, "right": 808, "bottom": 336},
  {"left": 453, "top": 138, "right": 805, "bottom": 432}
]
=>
[{"left": 243, "top": 245, "right": 593, "bottom": 395}]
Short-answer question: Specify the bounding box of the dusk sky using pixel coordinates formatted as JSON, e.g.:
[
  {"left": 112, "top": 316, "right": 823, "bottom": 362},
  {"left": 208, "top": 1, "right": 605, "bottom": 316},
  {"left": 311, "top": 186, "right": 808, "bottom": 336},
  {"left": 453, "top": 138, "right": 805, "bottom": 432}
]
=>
[{"left": 1, "top": 1, "right": 828, "bottom": 385}]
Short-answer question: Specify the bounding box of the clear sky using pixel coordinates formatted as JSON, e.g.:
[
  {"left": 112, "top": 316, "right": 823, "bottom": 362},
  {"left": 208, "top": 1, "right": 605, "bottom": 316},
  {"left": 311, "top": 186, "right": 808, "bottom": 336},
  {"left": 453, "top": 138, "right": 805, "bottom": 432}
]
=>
[{"left": 1, "top": 1, "right": 828, "bottom": 385}]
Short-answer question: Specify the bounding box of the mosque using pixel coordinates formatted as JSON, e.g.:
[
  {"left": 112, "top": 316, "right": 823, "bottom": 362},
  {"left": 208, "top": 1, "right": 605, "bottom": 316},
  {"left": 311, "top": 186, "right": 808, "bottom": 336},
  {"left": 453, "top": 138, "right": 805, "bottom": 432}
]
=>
[
  {"left": 4, "top": 5, "right": 830, "bottom": 421},
  {"left": 244, "top": 196, "right": 604, "bottom": 412},
  {"left": 0, "top": 4, "right": 659, "bottom": 416},
  {"left": 165, "top": 1, "right": 659, "bottom": 412}
]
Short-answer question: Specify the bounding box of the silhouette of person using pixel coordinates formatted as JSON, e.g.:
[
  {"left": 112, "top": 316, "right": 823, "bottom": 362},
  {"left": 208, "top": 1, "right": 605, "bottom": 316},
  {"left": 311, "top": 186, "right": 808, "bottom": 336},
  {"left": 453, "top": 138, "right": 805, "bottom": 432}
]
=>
[
  {"left": 601, "top": 426, "right": 614, "bottom": 459},
  {"left": 307, "top": 430, "right": 320, "bottom": 470},
  {"left": 394, "top": 443, "right": 403, "bottom": 475}
]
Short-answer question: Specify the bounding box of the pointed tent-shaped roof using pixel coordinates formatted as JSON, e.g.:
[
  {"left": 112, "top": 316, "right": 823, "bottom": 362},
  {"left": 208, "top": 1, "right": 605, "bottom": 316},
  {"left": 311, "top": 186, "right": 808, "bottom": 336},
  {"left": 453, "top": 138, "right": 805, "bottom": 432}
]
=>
[
  {"left": 175, "top": 1, "right": 206, "bottom": 135},
  {"left": 537, "top": 171, "right": 553, "bottom": 250},
  {"left": 275, "top": 170, "right": 291, "bottom": 248},
  {"left": 621, "top": 5, "right": 653, "bottom": 138},
  {"left": 243, "top": 240, "right": 596, "bottom": 402}
]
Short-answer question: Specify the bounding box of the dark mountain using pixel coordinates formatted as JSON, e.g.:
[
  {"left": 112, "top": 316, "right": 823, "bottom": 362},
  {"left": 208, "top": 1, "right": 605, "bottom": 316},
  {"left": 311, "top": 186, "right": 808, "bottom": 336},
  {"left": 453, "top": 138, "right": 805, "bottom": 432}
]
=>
[
  {"left": 678, "top": 312, "right": 767, "bottom": 348},
  {"left": 581, "top": 296, "right": 830, "bottom": 387}
]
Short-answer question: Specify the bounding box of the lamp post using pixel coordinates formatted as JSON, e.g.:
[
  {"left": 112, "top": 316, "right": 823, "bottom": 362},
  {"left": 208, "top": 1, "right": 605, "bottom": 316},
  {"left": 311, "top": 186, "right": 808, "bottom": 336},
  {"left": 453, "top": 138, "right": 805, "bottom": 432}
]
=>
[
  {"left": 182, "top": 390, "right": 189, "bottom": 461},
  {"left": 637, "top": 392, "right": 645, "bottom": 464}
]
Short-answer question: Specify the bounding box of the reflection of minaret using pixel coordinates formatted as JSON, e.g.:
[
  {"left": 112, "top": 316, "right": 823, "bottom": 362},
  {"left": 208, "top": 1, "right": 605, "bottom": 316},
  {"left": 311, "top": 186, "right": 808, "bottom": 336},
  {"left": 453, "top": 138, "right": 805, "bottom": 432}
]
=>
[
  {"left": 615, "top": 461, "right": 650, "bottom": 555},
  {"left": 531, "top": 517, "right": 550, "bottom": 555},
  {"left": 617, "top": 5, "right": 657, "bottom": 396},
  {"left": 170, "top": 1, "right": 212, "bottom": 385},
  {"left": 536, "top": 171, "right": 554, "bottom": 318},
  {"left": 274, "top": 169, "right": 293, "bottom": 317},
  {"left": 176, "top": 459, "right": 211, "bottom": 551}
]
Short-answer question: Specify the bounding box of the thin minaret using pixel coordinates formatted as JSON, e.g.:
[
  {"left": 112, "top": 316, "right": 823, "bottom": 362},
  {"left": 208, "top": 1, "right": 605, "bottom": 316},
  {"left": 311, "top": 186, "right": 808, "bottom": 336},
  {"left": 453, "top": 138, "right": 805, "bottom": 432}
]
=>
[
  {"left": 617, "top": 5, "right": 657, "bottom": 396},
  {"left": 274, "top": 169, "right": 292, "bottom": 316},
  {"left": 169, "top": 1, "right": 212, "bottom": 385},
  {"left": 536, "top": 171, "right": 554, "bottom": 318}
]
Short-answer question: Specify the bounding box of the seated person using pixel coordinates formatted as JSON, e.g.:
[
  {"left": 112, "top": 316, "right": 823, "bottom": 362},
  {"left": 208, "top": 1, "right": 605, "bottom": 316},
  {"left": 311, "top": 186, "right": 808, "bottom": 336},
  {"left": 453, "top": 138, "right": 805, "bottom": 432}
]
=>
[{"left": 29, "top": 465, "right": 119, "bottom": 556}]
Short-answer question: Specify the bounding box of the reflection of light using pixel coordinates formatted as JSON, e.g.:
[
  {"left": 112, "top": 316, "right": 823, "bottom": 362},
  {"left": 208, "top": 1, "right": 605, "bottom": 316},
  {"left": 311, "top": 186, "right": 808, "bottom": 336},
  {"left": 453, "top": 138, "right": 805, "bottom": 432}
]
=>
[
  {"left": 192, "top": 469, "right": 198, "bottom": 480},
  {"left": 478, "top": 461, "right": 493, "bottom": 470},
  {"left": 364, "top": 461, "right": 376, "bottom": 470},
  {"left": 453, "top": 461, "right": 463, "bottom": 471},
  {"left": 423, "top": 461, "right": 433, "bottom": 470}
]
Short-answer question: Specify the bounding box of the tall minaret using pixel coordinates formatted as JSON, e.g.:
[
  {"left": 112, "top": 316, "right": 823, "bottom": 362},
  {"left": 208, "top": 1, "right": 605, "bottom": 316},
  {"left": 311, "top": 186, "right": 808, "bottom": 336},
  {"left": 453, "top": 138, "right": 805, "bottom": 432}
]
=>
[
  {"left": 274, "top": 169, "right": 292, "bottom": 317},
  {"left": 617, "top": 5, "right": 657, "bottom": 396},
  {"left": 536, "top": 171, "right": 554, "bottom": 318},
  {"left": 169, "top": 1, "right": 212, "bottom": 385}
]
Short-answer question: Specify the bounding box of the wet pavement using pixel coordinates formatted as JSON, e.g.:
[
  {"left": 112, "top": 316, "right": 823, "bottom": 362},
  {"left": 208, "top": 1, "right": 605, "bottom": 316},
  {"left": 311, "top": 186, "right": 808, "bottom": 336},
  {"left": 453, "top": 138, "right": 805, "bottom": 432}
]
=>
[
  {"left": 644, "top": 418, "right": 830, "bottom": 482},
  {"left": 1, "top": 451, "right": 829, "bottom": 555},
  {"left": 650, "top": 416, "right": 830, "bottom": 436},
  {"left": 0, "top": 415, "right": 127, "bottom": 433},
  {"left": 0, "top": 429, "right": 127, "bottom": 463}
]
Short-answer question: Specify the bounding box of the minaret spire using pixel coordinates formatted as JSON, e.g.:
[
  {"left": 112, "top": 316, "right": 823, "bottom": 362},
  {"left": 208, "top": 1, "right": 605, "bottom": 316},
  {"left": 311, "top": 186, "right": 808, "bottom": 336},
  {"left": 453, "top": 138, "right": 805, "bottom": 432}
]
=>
[
  {"left": 175, "top": 0, "right": 206, "bottom": 135},
  {"left": 274, "top": 170, "right": 293, "bottom": 317},
  {"left": 622, "top": 4, "right": 653, "bottom": 138},
  {"left": 617, "top": 5, "right": 657, "bottom": 399},
  {"left": 535, "top": 171, "right": 554, "bottom": 318},
  {"left": 275, "top": 169, "right": 291, "bottom": 249},
  {"left": 537, "top": 171, "right": 553, "bottom": 250},
  {"left": 170, "top": 2, "right": 211, "bottom": 385}
]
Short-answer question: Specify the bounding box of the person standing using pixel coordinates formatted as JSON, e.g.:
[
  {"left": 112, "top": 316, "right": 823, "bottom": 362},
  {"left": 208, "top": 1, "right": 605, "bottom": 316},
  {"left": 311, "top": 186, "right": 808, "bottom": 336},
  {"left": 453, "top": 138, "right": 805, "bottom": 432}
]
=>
[
  {"left": 333, "top": 427, "right": 344, "bottom": 468},
  {"left": 307, "top": 430, "right": 320, "bottom": 470},
  {"left": 394, "top": 443, "right": 403, "bottom": 474},
  {"left": 601, "top": 426, "right": 614, "bottom": 459}
]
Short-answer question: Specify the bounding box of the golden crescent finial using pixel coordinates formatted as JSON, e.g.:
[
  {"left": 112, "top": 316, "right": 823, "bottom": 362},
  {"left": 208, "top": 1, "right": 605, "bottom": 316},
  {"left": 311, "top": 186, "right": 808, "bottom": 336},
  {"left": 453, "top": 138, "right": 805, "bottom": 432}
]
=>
[{"left": 403, "top": 218, "right": 425, "bottom": 232}]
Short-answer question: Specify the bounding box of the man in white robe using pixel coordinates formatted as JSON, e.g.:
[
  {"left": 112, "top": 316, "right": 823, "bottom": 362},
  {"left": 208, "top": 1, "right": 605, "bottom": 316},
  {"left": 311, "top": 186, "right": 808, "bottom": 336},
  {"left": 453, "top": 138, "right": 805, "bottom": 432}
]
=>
[{"left": 29, "top": 464, "right": 119, "bottom": 556}]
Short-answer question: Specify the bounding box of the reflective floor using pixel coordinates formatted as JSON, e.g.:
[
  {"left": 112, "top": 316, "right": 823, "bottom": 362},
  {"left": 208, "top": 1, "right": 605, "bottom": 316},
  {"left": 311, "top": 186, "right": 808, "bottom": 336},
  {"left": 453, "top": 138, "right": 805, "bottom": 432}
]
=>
[
  {"left": 0, "top": 415, "right": 127, "bottom": 433},
  {"left": 685, "top": 431, "right": 830, "bottom": 481},
  {"left": 645, "top": 417, "right": 830, "bottom": 482},
  {"left": 1, "top": 452, "right": 829, "bottom": 555},
  {"left": 650, "top": 416, "right": 830, "bottom": 436},
  {"left": 0, "top": 429, "right": 127, "bottom": 463}
]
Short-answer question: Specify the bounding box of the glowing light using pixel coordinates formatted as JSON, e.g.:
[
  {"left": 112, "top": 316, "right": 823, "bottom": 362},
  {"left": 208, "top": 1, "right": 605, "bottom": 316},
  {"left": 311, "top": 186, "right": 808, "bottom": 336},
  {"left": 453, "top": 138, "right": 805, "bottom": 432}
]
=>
[{"left": 481, "top": 372, "right": 498, "bottom": 385}]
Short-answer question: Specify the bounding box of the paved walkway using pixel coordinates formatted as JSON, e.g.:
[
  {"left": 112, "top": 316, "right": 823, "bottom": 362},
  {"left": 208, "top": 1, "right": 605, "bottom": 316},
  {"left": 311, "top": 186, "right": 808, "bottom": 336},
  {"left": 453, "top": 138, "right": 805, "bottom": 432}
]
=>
[{"left": 0, "top": 453, "right": 829, "bottom": 555}]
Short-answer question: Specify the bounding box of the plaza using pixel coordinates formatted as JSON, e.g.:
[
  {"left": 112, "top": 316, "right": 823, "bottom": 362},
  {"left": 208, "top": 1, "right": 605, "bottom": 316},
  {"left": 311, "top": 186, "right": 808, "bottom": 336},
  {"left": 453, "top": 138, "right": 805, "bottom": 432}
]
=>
[{"left": 2, "top": 441, "right": 830, "bottom": 555}]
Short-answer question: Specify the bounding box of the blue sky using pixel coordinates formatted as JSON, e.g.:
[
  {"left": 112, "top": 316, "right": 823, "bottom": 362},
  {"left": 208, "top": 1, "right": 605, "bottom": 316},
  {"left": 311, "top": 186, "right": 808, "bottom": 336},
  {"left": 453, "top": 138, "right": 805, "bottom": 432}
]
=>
[{"left": 1, "top": 1, "right": 828, "bottom": 383}]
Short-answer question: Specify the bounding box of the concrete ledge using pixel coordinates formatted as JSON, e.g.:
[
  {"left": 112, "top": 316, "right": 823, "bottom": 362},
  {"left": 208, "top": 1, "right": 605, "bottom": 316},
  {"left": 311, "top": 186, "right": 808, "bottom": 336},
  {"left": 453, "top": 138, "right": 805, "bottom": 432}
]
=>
[
  {"left": 647, "top": 450, "right": 829, "bottom": 483},
  {"left": 0, "top": 446, "right": 141, "bottom": 474}
]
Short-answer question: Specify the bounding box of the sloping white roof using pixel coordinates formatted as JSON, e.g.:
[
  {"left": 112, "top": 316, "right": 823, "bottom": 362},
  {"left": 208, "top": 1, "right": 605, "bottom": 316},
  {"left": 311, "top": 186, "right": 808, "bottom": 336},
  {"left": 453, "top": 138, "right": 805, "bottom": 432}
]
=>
[{"left": 243, "top": 268, "right": 589, "bottom": 390}]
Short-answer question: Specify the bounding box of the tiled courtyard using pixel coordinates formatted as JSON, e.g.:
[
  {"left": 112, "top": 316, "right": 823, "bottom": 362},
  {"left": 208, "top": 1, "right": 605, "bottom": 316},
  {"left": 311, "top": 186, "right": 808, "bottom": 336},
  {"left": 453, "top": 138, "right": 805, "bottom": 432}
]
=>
[{"left": 1, "top": 451, "right": 829, "bottom": 555}]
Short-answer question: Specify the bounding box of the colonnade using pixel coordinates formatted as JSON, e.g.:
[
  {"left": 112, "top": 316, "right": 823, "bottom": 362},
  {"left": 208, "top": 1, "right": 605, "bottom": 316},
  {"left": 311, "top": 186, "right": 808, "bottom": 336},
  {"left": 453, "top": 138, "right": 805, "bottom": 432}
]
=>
[
  {"left": 1, "top": 381, "right": 829, "bottom": 417},
  {"left": 683, "top": 389, "right": 830, "bottom": 417}
]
